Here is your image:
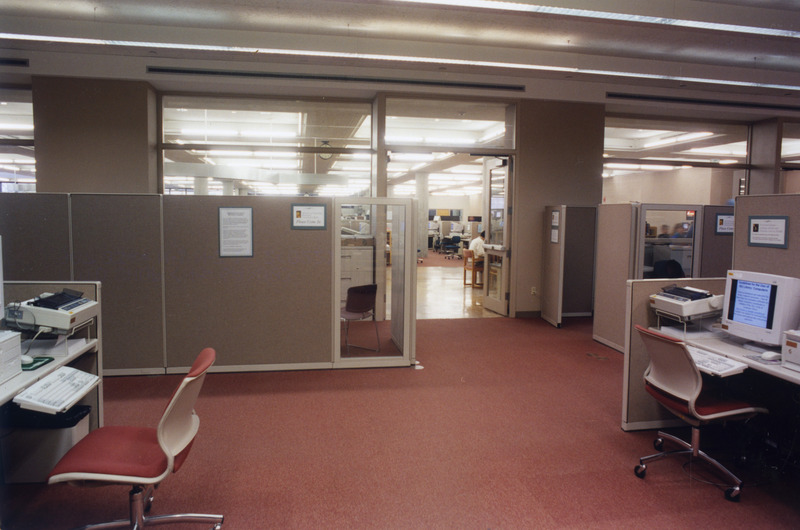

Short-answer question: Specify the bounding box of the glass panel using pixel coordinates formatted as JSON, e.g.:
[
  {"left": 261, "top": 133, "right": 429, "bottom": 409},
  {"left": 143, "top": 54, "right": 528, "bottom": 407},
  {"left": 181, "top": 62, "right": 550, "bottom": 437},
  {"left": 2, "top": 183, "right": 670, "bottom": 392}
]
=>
[
  {"left": 385, "top": 98, "right": 514, "bottom": 150},
  {"left": 487, "top": 163, "right": 506, "bottom": 246},
  {"left": 486, "top": 253, "right": 503, "bottom": 302},
  {"left": 603, "top": 117, "right": 747, "bottom": 204},
  {"left": 0, "top": 89, "right": 35, "bottom": 192},
  {"left": 782, "top": 122, "right": 800, "bottom": 166},
  {"left": 605, "top": 116, "right": 748, "bottom": 165},
  {"left": 162, "top": 96, "right": 371, "bottom": 196},
  {"left": 643, "top": 208, "right": 697, "bottom": 278},
  {"left": 339, "top": 202, "right": 403, "bottom": 359}
]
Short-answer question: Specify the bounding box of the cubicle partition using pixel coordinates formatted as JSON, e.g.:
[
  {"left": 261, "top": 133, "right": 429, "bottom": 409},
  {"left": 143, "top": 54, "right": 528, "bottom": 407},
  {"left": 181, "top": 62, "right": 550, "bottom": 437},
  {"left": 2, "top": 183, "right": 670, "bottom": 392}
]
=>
[
  {"left": 0, "top": 193, "right": 362, "bottom": 373},
  {"left": 541, "top": 205, "right": 596, "bottom": 327},
  {"left": 732, "top": 194, "right": 800, "bottom": 275},
  {"left": 70, "top": 195, "right": 165, "bottom": 372},
  {"left": 163, "top": 196, "right": 333, "bottom": 371}
]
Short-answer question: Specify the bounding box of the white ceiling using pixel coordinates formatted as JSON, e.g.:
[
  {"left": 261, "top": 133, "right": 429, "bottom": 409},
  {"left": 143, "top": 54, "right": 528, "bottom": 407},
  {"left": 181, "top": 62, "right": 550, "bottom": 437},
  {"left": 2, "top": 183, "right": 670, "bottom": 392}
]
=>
[{"left": 1, "top": 0, "right": 800, "bottom": 117}]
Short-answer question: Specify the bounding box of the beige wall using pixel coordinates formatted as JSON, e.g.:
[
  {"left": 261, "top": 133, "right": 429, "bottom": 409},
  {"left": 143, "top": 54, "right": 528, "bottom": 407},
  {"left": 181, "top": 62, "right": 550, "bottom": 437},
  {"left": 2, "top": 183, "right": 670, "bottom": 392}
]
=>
[
  {"left": 513, "top": 100, "right": 605, "bottom": 316},
  {"left": 602, "top": 167, "right": 739, "bottom": 206},
  {"left": 32, "top": 76, "right": 157, "bottom": 193}
]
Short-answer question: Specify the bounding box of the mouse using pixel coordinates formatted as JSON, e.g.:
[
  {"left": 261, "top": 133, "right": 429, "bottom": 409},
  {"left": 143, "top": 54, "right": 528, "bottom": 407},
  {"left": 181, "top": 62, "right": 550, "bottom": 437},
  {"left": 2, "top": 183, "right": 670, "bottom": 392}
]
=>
[
  {"left": 760, "top": 351, "right": 781, "bottom": 362},
  {"left": 20, "top": 354, "right": 34, "bottom": 365}
]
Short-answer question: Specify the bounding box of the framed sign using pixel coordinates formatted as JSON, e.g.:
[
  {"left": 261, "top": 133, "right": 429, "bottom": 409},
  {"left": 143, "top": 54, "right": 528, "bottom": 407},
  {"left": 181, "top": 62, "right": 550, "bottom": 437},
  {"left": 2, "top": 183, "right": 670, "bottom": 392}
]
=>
[
  {"left": 219, "top": 207, "right": 253, "bottom": 257},
  {"left": 715, "top": 213, "right": 734, "bottom": 235},
  {"left": 292, "top": 203, "right": 327, "bottom": 230},
  {"left": 748, "top": 215, "right": 788, "bottom": 248}
]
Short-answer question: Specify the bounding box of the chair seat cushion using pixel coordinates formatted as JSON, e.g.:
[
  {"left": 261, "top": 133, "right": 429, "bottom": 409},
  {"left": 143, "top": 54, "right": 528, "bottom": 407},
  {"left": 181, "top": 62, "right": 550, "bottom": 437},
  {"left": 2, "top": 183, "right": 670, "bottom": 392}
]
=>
[
  {"left": 49, "top": 425, "right": 168, "bottom": 482},
  {"left": 341, "top": 309, "right": 371, "bottom": 320},
  {"left": 645, "top": 382, "right": 758, "bottom": 421}
]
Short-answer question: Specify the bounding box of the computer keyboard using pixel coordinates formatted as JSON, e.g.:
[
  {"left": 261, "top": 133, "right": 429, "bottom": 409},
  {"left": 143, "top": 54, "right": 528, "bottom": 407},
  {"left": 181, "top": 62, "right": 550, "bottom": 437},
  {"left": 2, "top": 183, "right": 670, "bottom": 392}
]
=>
[
  {"left": 685, "top": 345, "right": 747, "bottom": 377},
  {"left": 13, "top": 366, "right": 99, "bottom": 414}
]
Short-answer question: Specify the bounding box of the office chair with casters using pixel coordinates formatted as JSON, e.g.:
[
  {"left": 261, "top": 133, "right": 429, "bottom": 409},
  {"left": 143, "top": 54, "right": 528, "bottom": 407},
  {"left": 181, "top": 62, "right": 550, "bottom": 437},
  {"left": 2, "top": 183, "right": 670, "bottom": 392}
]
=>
[
  {"left": 463, "top": 249, "right": 484, "bottom": 287},
  {"left": 632, "top": 325, "right": 767, "bottom": 502},
  {"left": 48, "top": 347, "right": 224, "bottom": 529},
  {"left": 341, "top": 284, "right": 380, "bottom": 354},
  {"left": 442, "top": 235, "right": 461, "bottom": 259}
]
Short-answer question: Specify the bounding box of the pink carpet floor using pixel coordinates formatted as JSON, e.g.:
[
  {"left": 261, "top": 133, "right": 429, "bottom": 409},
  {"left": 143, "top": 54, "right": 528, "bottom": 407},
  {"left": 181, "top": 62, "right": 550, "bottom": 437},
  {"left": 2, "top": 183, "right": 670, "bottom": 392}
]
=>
[{"left": 3, "top": 317, "right": 800, "bottom": 529}]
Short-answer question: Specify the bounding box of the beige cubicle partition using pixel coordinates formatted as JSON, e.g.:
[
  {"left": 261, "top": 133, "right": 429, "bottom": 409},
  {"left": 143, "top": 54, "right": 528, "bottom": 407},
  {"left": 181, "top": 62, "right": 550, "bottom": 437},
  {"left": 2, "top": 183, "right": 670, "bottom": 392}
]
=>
[
  {"left": 698, "top": 204, "right": 734, "bottom": 278},
  {"left": 70, "top": 195, "right": 165, "bottom": 373},
  {"left": 0, "top": 193, "right": 72, "bottom": 281},
  {"left": 732, "top": 194, "right": 800, "bottom": 275},
  {"left": 542, "top": 205, "right": 596, "bottom": 327},
  {"left": 593, "top": 203, "right": 637, "bottom": 351},
  {"left": 163, "top": 196, "right": 334, "bottom": 371},
  {"left": 621, "top": 277, "right": 726, "bottom": 431},
  {"left": 0, "top": 193, "right": 340, "bottom": 373}
]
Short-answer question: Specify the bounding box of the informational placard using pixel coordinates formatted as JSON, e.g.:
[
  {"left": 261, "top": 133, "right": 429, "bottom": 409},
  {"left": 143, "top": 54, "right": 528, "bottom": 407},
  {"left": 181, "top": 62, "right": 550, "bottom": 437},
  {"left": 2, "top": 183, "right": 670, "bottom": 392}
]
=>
[
  {"left": 748, "top": 215, "right": 788, "bottom": 248},
  {"left": 715, "top": 213, "right": 734, "bottom": 235},
  {"left": 219, "top": 207, "right": 253, "bottom": 257},
  {"left": 292, "top": 203, "right": 327, "bottom": 230}
]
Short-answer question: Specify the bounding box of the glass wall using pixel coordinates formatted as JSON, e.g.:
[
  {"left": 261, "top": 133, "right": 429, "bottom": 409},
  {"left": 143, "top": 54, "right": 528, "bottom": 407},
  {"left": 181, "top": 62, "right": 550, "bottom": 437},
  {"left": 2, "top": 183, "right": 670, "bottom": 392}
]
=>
[
  {"left": 0, "top": 89, "right": 35, "bottom": 192},
  {"left": 782, "top": 122, "right": 800, "bottom": 194},
  {"left": 603, "top": 116, "right": 749, "bottom": 205},
  {"left": 162, "top": 96, "right": 372, "bottom": 196}
]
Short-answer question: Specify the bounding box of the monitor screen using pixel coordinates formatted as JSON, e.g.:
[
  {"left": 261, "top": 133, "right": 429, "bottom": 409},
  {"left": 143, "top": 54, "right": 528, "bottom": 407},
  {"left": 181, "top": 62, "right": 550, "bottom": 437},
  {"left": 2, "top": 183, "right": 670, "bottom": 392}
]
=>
[
  {"left": 722, "top": 270, "right": 800, "bottom": 347},
  {"left": 726, "top": 278, "right": 776, "bottom": 330}
]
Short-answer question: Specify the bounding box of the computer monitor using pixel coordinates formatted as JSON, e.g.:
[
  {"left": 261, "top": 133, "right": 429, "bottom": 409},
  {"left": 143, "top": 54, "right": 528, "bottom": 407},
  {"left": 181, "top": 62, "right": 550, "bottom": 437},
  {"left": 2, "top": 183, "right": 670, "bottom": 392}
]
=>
[{"left": 721, "top": 270, "right": 800, "bottom": 347}]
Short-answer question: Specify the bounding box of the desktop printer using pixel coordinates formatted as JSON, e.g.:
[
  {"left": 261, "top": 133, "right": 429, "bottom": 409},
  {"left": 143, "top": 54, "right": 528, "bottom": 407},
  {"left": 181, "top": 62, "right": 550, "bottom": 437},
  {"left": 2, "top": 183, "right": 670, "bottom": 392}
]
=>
[
  {"left": 3, "top": 290, "right": 99, "bottom": 334},
  {"left": 650, "top": 285, "right": 723, "bottom": 319}
]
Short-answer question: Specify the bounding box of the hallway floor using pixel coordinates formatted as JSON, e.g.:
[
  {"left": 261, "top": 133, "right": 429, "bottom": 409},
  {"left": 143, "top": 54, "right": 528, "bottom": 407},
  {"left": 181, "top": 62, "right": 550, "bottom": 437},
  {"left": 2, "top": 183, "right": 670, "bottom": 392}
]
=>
[{"left": 415, "top": 261, "right": 501, "bottom": 319}]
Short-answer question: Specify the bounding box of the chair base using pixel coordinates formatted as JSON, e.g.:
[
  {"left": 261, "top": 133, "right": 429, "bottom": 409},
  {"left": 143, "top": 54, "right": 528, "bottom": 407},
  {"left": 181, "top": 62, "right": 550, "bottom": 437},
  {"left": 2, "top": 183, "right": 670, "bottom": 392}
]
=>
[
  {"left": 77, "top": 485, "right": 224, "bottom": 529},
  {"left": 634, "top": 428, "right": 743, "bottom": 502}
]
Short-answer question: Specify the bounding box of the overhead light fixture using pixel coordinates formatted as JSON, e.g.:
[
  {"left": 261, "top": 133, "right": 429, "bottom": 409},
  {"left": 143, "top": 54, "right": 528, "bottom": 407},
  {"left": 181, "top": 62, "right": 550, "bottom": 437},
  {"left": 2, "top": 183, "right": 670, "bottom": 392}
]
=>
[
  {"left": 3, "top": 32, "right": 800, "bottom": 92},
  {"left": 643, "top": 132, "right": 714, "bottom": 148},
  {"left": 391, "top": 0, "right": 800, "bottom": 39}
]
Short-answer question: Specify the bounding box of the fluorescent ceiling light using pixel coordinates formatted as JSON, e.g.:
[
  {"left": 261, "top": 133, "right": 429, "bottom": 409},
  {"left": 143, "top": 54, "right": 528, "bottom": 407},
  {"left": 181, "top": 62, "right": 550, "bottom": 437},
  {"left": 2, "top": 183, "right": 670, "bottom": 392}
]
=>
[
  {"left": 3, "top": 32, "right": 800, "bottom": 92},
  {"left": 643, "top": 132, "right": 713, "bottom": 148},
  {"left": 391, "top": 0, "right": 800, "bottom": 39}
]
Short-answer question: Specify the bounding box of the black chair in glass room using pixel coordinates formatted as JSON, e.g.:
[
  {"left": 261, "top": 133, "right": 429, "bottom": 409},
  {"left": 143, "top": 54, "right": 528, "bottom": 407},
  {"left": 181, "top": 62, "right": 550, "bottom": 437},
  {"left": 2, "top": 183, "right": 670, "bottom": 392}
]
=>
[
  {"left": 633, "top": 325, "right": 768, "bottom": 502},
  {"left": 341, "top": 284, "right": 380, "bottom": 354}
]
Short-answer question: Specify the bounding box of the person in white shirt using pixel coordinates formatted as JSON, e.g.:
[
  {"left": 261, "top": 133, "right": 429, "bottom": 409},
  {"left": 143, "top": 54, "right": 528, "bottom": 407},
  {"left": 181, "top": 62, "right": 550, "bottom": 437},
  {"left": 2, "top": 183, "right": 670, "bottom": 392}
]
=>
[{"left": 468, "top": 231, "right": 485, "bottom": 260}]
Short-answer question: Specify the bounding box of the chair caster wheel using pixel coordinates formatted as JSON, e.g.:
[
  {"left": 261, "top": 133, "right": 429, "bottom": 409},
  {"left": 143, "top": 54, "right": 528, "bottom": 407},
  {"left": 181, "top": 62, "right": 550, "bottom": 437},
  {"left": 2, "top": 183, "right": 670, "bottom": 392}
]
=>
[
  {"left": 634, "top": 464, "right": 646, "bottom": 478},
  {"left": 725, "top": 486, "right": 741, "bottom": 502},
  {"left": 653, "top": 437, "right": 664, "bottom": 451}
]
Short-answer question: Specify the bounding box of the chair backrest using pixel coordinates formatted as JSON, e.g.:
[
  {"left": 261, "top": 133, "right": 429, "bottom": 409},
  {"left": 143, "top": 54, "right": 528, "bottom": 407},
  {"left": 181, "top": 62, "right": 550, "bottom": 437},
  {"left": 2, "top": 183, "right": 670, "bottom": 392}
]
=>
[
  {"left": 451, "top": 235, "right": 461, "bottom": 244},
  {"left": 463, "top": 249, "right": 474, "bottom": 261},
  {"left": 157, "top": 347, "right": 216, "bottom": 473},
  {"left": 635, "top": 325, "right": 701, "bottom": 404},
  {"left": 345, "top": 284, "right": 377, "bottom": 314}
]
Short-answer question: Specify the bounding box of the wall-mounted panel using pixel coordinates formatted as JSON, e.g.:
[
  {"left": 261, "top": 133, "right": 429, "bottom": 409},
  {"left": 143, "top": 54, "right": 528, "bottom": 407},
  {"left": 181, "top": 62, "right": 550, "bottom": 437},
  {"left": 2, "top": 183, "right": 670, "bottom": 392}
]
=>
[
  {"left": 0, "top": 193, "right": 71, "bottom": 281},
  {"left": 163, "top": 196, "right": 333, "bottom": 369},
  {"left": 71, "top": 194, "right": 165, "bottom": 372},
  {"left": 733, "top": 194, "right": 800, "bottom": 276}
]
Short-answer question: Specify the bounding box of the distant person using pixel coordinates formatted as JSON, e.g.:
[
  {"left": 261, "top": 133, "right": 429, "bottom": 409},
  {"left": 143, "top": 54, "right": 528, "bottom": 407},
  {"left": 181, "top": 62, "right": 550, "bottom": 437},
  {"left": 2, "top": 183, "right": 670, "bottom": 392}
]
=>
[
  {"left": 670, "top": 223, "right": 687, "bottom": 238},
  {"left": 657, "top": 224, "right": 670, "bottom": 238},
  {"left": 469, "top": 231, "right": 486, "bottom": 260}
]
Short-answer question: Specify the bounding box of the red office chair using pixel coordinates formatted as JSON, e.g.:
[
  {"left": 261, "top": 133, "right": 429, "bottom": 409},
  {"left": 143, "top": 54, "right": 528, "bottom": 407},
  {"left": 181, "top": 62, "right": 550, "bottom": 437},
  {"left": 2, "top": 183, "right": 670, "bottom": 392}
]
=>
[
  {"left": 633, "top": 325, "right": 767, "bottom": 502},
  {"left": 341, "top": 284, "right": 380, "bottom": 355},
  {"left": 48, "top": 348, "right": 224, "bottom": 528}
]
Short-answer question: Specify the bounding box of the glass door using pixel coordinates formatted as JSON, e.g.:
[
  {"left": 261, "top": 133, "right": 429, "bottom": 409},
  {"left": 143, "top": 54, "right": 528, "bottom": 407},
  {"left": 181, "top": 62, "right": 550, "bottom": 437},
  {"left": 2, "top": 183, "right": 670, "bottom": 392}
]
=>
[
  {"left": 482, "top": 157, "right": 512, "bottom": 316},
  {"left": 334, "top": 198, "right": 416, "bottom": 368}
]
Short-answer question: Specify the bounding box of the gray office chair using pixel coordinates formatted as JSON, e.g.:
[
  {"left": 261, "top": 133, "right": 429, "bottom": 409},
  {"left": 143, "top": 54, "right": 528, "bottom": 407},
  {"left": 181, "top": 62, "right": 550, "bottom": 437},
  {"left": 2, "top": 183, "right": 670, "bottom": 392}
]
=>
[
  {"left": 633, "top": 325, "right": 767, "bottom": 502},
  {"left": 341, "top": 284, "right": 380, "bottom": 354}
]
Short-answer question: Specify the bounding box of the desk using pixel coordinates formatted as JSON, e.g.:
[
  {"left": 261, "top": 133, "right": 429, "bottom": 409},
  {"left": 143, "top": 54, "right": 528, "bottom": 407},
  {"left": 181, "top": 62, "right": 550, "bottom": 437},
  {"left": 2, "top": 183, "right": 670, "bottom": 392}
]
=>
[
  {"left": 688, "top": 335, "right": 800, "bottom": 386},
  {"left": 1, "top": 281, "right": 104, "bottom": 484}
]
